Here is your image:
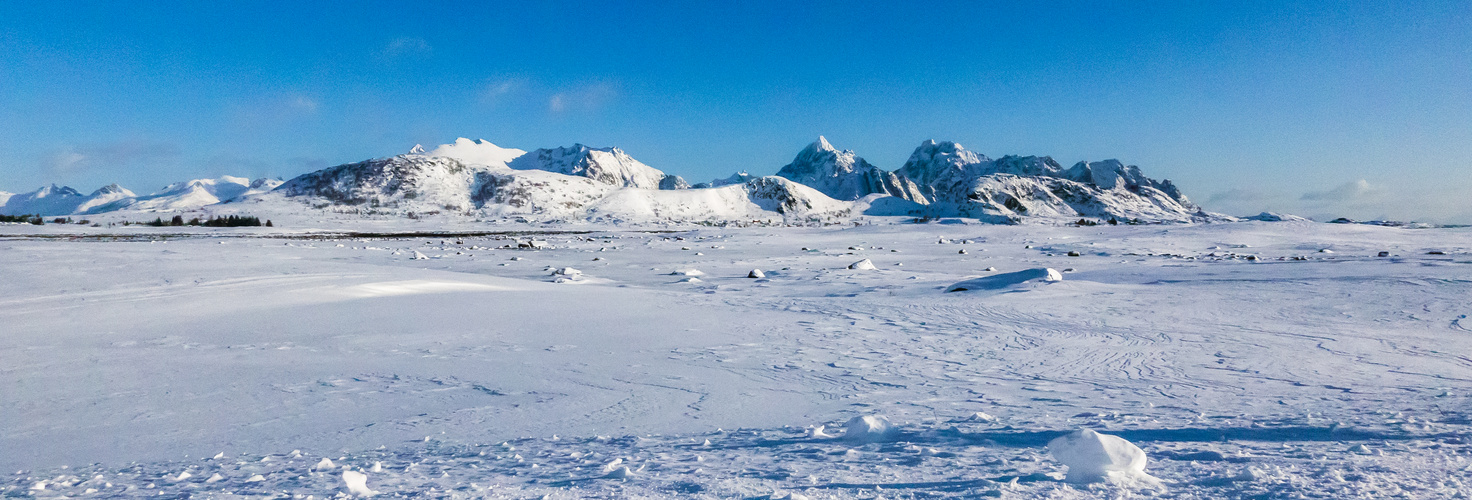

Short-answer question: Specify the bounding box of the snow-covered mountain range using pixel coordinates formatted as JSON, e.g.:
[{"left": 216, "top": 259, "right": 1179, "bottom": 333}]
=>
[
  {"left": 0, "top": 176, "right": 282, "bottom": 217},
  {"left": 1, "top": 137, "right": 1229, "bottom": 224}
]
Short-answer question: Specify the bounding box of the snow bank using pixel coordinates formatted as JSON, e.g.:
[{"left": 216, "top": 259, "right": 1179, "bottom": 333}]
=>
[
  {"left": 1048, "top": 429, "right": 1161, "bottom": 488},
  {"left": 342, "top": 470, "right": 376, "bottom": 496},
  {"left": 944, "top": 268, "right": 1061, "bottom": 292},
  {"left": 843, "top": 415, "right": 897, "bottom": 443}
]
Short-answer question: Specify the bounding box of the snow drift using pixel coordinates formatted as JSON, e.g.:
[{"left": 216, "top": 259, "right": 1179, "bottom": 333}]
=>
[
  {"left": 1048, "top": 429, "right": 1161, "bottom": 488},
  {"left": 944, "top": 268, "right": 1062, "bottom": 292}
]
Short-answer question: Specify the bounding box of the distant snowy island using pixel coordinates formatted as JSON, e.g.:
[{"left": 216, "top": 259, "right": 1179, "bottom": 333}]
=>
[{"left": 3, "top": 137, "right": 1283, "bottom": 225}]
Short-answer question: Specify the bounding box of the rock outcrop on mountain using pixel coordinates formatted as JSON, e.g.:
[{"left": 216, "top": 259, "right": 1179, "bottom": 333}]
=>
[
  {"left": 774, "top": 137, "right": 920, "bottom": 201},
  {"left": 274, "top": 154, "right": 488, "bottom": 212},
  {"left": 882, "top": 140, "right": 1206, "bottom": 221},
  {"left": 508, "top": 144, "right": 677, "bottom": 190}
]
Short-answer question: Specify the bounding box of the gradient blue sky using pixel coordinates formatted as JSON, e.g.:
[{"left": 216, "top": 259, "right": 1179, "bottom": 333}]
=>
[{"left": 2, "top": 1, "right": 1468, "bottom": 221}]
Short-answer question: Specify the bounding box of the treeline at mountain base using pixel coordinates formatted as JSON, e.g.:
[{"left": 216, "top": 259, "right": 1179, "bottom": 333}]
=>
[{"left": 137, "top": 215, "right": 272, "bottom": 227}]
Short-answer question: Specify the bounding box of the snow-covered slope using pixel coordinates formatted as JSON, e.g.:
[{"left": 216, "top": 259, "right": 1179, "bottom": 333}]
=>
[
  {"left": 0, "top": 184, "right": 88, "bottom": 216},
  {"left": 272, "top": 154, "right": 489, "bottom": 212},
  {"left": 775, "top": 137, "right": 921, "bottom": 201},
  {"left": 585, "top": 176, "right": 851, "bottom": 222},
  {"left": 508, "top": 144, "right": 680, "bottom": 190},
  {"left": 471, "top": 169, "right": 613, "bottom": 218},
  {"left": 424, "top": 138, "right": 526, "bottom": 170},
  {"left": 1245, "top": 211, "right": 1310, "bottom": 222},
  {"left": 692, "top": 171, "right": 758, "bottom": 189},
  {"left": 73, "top": 184, "right": 137, "bottom": 214},
  {"left": 266, "top": 148, "right": 846, "bottom": 223}
]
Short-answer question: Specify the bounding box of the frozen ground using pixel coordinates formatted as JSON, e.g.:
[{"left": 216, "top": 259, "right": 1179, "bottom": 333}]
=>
[{"left": 2, "top": 219, "right": 1471, "bottom": 498}]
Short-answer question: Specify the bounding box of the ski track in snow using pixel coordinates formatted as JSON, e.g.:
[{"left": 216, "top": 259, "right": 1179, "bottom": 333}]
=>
[{"left": 2, "top": 221, "right": 1471, "bottom": 498}]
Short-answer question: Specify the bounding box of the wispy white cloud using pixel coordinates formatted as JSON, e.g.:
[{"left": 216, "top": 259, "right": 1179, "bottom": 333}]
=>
[
  {"left": 43, "top": 141, "right": 180, "bottom": 175},
  {"left": 1300, "top": 179, "right": 1382, "bottom": 203},
  {"left": 478, "top": 78, "right": 526, "bottom": 105},
  {"left": 288, "top": 95, "right": 319, "bottom": 114},
  {"left": 382, "top": 37, "right": 432, "bottom": 59},
  {"left": 1207, "top": 188, "right": 1275, "bottom": 204},
  {"left": 548, "top": 82, "right": 618, "bottom": 113}
]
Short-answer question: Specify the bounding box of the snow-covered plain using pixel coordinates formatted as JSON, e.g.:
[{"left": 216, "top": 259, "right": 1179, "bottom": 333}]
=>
[{"left": 3, "top": 219, "right": 1471, "bottom": 498}]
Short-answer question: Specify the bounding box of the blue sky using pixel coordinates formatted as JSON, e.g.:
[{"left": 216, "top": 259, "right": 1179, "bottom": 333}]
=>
[{"left": 2, "top": 1, "right": 1468, "bottom": 221}]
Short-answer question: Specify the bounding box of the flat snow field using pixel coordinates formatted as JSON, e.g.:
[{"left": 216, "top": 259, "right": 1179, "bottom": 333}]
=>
[{"left": 2, "top": 220, "right": 1471, "bottom": 498}]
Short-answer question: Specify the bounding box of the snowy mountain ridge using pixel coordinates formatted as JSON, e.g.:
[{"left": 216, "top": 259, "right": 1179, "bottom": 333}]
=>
[
  {"left": 0, "top": 177, "right": 282, "bottom": 216},
  {"left": 3, "top": 136, "right": 1243, "bottom": 224}
]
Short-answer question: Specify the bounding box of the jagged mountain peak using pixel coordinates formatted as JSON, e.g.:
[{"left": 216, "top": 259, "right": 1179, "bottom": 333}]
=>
[
  {"left": 776, "top": 137, "right": 918, "bottom": 201},
  {"left": 509, "top": 144, "right": 669, "bottom": 190},
  {"left": 36, "top": 184, "right": 84, "bottom": 198},
  {"left": 902, "top": 140, "right": 990, "bottom": 171},
  {"left": 805, "top": 136, "right": 836, "bottom": 153}
]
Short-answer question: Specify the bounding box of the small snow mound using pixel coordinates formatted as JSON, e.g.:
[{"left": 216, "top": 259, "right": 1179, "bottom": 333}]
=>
[
  {"left": 677, "top": 277, "right": 704, "bottom": 284},
  {"left": 342, "top": 470, "right": 376, "bottom": 496},
  {"left": 315, "top": 458, "right": 335, "bottom": 470},
  {"left": 412, "top": 251, "right": 429, "bottom": 260},
  {"left": 1245, "top": 211, "right": 1309, "bottom": 222},
  {"left": 669, "top": 269, "right": 705, "bottom": 276},
  {"left": 843, "top": 415, "right": 897, "bottom": 443},
  {"left": 970, "top": 412, "right": 998, "bottom": 422},
  {"left": 945, "top": 268, "right": 1061, "bottom": 292},
  {"left": 605, "top": 466, "right": 635, "bottom": 479},
  {"left": 206, "top": 473, "right": 224, "bottom": 483},
  {"left": 1048, "top": 429, "right": 1161, "bottom": 488},
  {"left": 553, "top": 267, "right": 582, "bottom": 276},
  {"left": 747, "top": 269, "right": 766, "bottom": 279},
  {"left": 848, "top": 259, "right": 877, "bottom": 270}
]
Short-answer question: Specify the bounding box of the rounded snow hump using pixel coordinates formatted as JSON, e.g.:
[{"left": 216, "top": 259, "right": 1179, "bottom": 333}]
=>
[{"left": 945, "top": 267, "right": 1061, "bottom": 292}]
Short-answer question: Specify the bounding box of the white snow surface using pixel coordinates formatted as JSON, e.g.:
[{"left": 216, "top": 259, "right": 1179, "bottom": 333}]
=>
[
  {"left": 425, "top": 137, "right": 526, "bottom": 170},
  {"left": 2, "top": 221, "right": 1472, "bottom": 498}
]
